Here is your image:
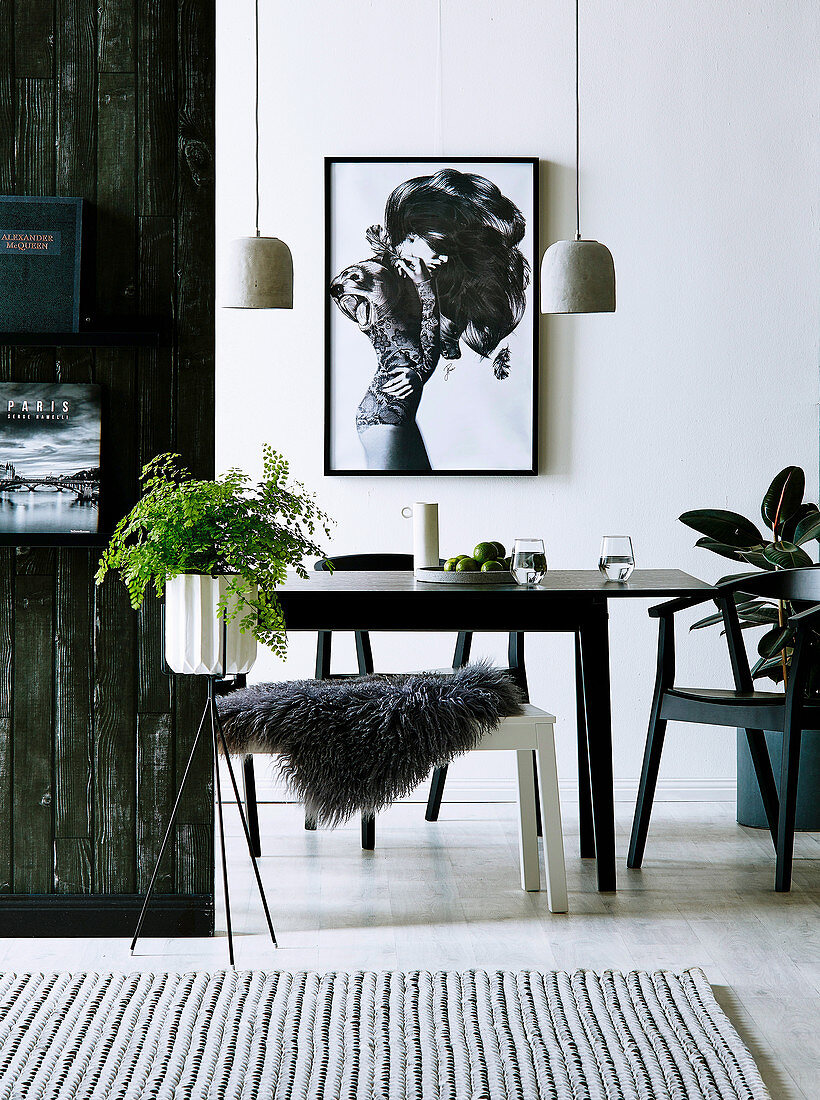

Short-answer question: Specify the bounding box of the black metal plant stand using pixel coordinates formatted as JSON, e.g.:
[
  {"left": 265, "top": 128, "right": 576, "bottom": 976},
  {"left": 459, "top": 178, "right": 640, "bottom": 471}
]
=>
[{"left": 131, "top": 672, "right": 277, "bottom": 965}]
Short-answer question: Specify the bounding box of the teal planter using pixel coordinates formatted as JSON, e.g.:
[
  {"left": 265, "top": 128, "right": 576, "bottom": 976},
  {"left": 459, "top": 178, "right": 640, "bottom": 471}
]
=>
[{"left": 737, "top": 729, "right": 820, "bottom": 830}]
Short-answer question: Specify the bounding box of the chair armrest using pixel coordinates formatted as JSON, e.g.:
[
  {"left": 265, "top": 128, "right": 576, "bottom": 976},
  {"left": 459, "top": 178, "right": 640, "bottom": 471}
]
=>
[
  {"left": 647, "top": 574, "right": 761, "bottom": 618},
  {"left": 648, "top": 591, "right": 717, "bottom": 618},
  {"left": 788, "top": 602, "right": 820, "bottom": 628}
]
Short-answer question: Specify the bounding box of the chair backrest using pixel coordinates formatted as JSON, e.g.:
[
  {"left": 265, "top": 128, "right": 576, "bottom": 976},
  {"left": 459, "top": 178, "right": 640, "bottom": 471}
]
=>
[
  {"left": 732, "top": 566, "right": 820, "bottom": 605},
  {"left": 314, "top": 554, "right": 414, "bottom": 572}
]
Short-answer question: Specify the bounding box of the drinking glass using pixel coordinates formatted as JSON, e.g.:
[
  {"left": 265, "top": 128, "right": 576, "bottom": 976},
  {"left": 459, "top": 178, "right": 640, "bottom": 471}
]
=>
[
  {"left": 511, "top": 538, "right": 547, "bottom": 587},
  {"left": 599, "top": 535, "right": 635, "bottom": 582}
]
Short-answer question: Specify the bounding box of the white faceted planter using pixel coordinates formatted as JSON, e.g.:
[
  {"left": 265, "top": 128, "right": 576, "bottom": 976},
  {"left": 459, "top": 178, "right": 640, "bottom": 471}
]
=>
[{"left": 164, "top": 574, "right": 257, "bottom": 676}]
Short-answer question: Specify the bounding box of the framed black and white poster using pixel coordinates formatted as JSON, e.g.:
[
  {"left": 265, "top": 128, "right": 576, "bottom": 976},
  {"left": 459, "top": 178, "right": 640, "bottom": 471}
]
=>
[
  {"left": 325, "top": 157, "right": 538, "bottom": 475},
  {"left": 0, "top": 383, "right": 102, "bottom": 541}
]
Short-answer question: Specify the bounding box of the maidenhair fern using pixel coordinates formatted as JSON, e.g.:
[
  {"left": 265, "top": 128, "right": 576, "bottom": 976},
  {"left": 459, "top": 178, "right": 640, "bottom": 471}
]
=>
[{"left": 95, "top": 445, "right": 334, "bottom": 659}]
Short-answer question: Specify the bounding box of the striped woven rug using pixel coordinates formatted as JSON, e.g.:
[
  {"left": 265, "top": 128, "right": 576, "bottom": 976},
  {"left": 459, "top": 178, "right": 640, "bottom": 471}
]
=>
[{"left": 0, "top": 969, "right": 768, "bottom": 1098}]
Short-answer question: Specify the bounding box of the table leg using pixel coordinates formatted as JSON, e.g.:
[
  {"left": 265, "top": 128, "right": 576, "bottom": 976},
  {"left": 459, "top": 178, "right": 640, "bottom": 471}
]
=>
[
  {"left": 574, "top": 634, "right": 595, "bottom": 859},
  {"left": 579, "top": 608, "right": 616, "bottom": 892}
]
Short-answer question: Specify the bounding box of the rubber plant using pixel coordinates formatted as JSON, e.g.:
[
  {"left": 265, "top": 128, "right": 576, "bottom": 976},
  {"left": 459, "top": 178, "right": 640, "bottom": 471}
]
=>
[
  {"left": 680, "top": 465, "right": 820, "bottom": 687},
  {"left": 95, "top": 445, "right": 333, "bottom": 659}
]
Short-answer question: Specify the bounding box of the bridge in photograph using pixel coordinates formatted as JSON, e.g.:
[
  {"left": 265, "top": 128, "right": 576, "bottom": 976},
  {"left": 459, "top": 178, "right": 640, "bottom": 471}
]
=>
[{"left": 0, "top": 476, "right": 98, "bottom": 502}]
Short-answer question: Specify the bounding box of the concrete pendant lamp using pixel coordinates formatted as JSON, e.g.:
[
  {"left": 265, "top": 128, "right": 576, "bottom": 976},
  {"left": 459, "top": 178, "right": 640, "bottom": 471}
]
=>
[
  {"left": 541, "top": 0, "right": 615, "bottom": 314},
  {"left": 223, "top": 0, "right": 293, "bottom": 309}
]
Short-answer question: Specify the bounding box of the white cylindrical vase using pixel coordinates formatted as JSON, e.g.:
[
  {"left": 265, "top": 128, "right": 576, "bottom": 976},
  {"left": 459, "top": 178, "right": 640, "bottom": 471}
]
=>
[
  {"left": 164, "top": 574, "right": 258, "bottom": 676},
  {"left": 402, "top": 502, "right": 439, "bottom": 569}
]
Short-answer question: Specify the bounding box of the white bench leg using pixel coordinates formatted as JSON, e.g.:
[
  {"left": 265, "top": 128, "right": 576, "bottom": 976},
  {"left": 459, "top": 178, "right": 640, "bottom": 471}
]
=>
[
  {"left": 535, "top": 722, "right": 568, "bottom": 913},
  {"left": 515, "top": 748, "right": 541, "bottom": 891}
]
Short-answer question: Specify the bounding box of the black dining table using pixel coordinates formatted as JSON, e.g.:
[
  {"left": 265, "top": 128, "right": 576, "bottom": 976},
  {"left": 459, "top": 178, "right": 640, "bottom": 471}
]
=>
[{"left": 276, "top": 568, "right": 710, "bottom": 891}]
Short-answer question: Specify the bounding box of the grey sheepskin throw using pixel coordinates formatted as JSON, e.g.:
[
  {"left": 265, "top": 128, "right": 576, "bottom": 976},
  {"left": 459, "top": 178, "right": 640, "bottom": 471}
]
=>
[{"left": 217, "top": 663, "right": 522, "bottom": 826}]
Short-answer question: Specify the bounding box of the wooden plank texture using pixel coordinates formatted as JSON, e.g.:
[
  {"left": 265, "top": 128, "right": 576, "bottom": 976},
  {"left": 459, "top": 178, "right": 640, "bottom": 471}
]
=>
[
  {"left": 174, "top": 822, "right": 212, "bottom": 896},
  {"left": 12, "top": 573, "right": 54, "bottom": 893},
  {"left": 0, "top": 558, "right": 12, "bottom": 892},
  {"left": 93, "top": 351, "right": 137, "bottom": 895},
  {"left": 56, "top": 0, "right": 97, "bottom": 198},
  {"left": 98, "top": 0, "right": 134, "bottom": 75},
  {"left": 97, "top": 72, "right": 136, "bottom": 316},
  {"left": 0, "top": 719, "right": 11, "bottom": 893},
  {"left": 53, "top": 837, "right": 92, "bottom": 893},
  {"left": 54, "top": 550, "right": 93, "bottom": 840},
  {"left": 15, "top": 78, "right": 55, "bottom": 195},
  {"left": 176, "top": 0, "right": 214, "bottom": 368},
  {"left": 138, "top": 0, "right": 175, "bottom": 217},
  {"left": 93, "top": 577, "right": 136, "bottom": 893},
  {"left": 172, "top": 0, "right": 214, "bottom": 898},
  {"left": 173, "top": 675, "right": 211, "bottom": 893},
  {"left": 92, "top": 23, "right": 139, "bottom": 901},
  {"left": 137, "top": 215, "right": 173, "bottom": 715},
  {"left": 0, "top": 552, "right": 13, "bottom": 716},
  {"left": 0, "top": 0, "right": 215, "bottom": 924},
  {"left": 0, "top": 2, "right": 14, "bottom": 192},
  {"left": 137, "top": 713, "right": 173, "bottom": 893},
  {"left": 14, "top": 0, "right": 54, "bottom": 79}
]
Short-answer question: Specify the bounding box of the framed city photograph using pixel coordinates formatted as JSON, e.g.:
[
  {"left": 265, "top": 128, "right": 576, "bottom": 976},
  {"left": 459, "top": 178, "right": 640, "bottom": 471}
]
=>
[
  {"left": 325, "top": 157, "right": 538, "bottom": 475},
  {"left": 0, "top": 382, "right": 102, "bottom": 544}
]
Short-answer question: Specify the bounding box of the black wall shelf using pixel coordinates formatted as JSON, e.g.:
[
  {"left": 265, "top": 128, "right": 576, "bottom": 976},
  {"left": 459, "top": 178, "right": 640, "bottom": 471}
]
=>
[{"left": 0, "top": 330, "right": 161, "bottom": 348}]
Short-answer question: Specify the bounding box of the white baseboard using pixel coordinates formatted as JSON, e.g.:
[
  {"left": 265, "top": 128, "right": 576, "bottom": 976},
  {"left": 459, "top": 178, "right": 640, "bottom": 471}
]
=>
[{"left": 220, "top": 762, "right": 735, "bottom": 805}]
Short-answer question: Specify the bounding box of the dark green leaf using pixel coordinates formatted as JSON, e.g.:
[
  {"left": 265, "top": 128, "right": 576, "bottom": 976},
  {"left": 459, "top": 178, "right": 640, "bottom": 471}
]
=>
[
  {"left": 739, "top": 606, "right": 780, "bottom": 625},
  {"left": 762, "top": 542, "right": 813, "bottom": 570},
  {"left": 793, "top": 511, "right": 820, "bottom": 546},
  {"left": 694, "top": 537, "right": 744, "bottom": 562},
  {"left": 757, "top": 625, "right": 793, "bottom": 659},
  {"left": 691, "top": 611, "right": 724, "bottom": 630},
  {"left": 761, "top": 466, "right": 805, "bottom": 531},
  {"left": 737, "top": 547, "right": 777, "bottom": 570},
  {"left": 752, "top": 654, "right": 787, "bottom": 682},
  {"left": 781, "top": 503, "right": 819, "bottom": 542},
  {"left": 680, "top": 509, "right": 763, "bottom": 547},
  {"left": 735, "top": 597, "right": 771, "bottom": 611},
  {"left": 692, "top": 599, "right": 774, "bottom": 630}
]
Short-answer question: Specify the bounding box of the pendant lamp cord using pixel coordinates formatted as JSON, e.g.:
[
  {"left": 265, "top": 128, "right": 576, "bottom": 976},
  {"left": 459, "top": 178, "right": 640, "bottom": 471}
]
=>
[
  {"left": 434, "top": 0, "right": 444, "bottom": 155},
  {"left": 574, "top": 0, "right": 581, "bottom": 241},
  {"left": 254, "top": 0, "right": 260, "bottom": 237}
]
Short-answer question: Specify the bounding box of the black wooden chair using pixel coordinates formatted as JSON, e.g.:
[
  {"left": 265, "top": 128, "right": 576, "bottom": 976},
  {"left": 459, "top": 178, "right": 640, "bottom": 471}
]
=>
[
  {"left": 627, "top": 567, "right": 820, "bottom": 892},
  {"left": 311, "top": 554, "right": 412, "bottom": 850},
  {"left": 239, "top": 553, "right": 531, "bottom": 854},
  {"left": 425, "top": 630, "right": 529, "bottom": 821}
]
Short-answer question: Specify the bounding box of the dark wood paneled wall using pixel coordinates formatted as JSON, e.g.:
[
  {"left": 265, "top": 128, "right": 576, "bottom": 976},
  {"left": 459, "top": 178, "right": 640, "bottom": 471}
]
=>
[{"left": 0, "top": 0, "right": 215, "bottom": 928}]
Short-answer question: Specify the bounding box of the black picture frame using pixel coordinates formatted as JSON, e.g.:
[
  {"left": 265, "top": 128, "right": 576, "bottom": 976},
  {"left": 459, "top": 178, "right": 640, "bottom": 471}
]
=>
[
  {"left": 325, "top": 156, "right": 539, "bottom": 476},
  {"left": 0, "top": 381, "right": 111, "bottom": 547}
]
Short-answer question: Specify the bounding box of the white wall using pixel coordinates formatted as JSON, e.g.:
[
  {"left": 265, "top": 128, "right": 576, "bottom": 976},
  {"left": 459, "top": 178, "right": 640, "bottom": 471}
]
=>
[{"left": 216, "top": 0, "right": 820, "bottom": 799}]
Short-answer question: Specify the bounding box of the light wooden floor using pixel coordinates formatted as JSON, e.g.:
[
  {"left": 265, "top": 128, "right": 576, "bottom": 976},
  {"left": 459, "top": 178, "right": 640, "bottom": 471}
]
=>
[{"left": 0, "top": 799, "right": 817, "bottom": 1099}]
